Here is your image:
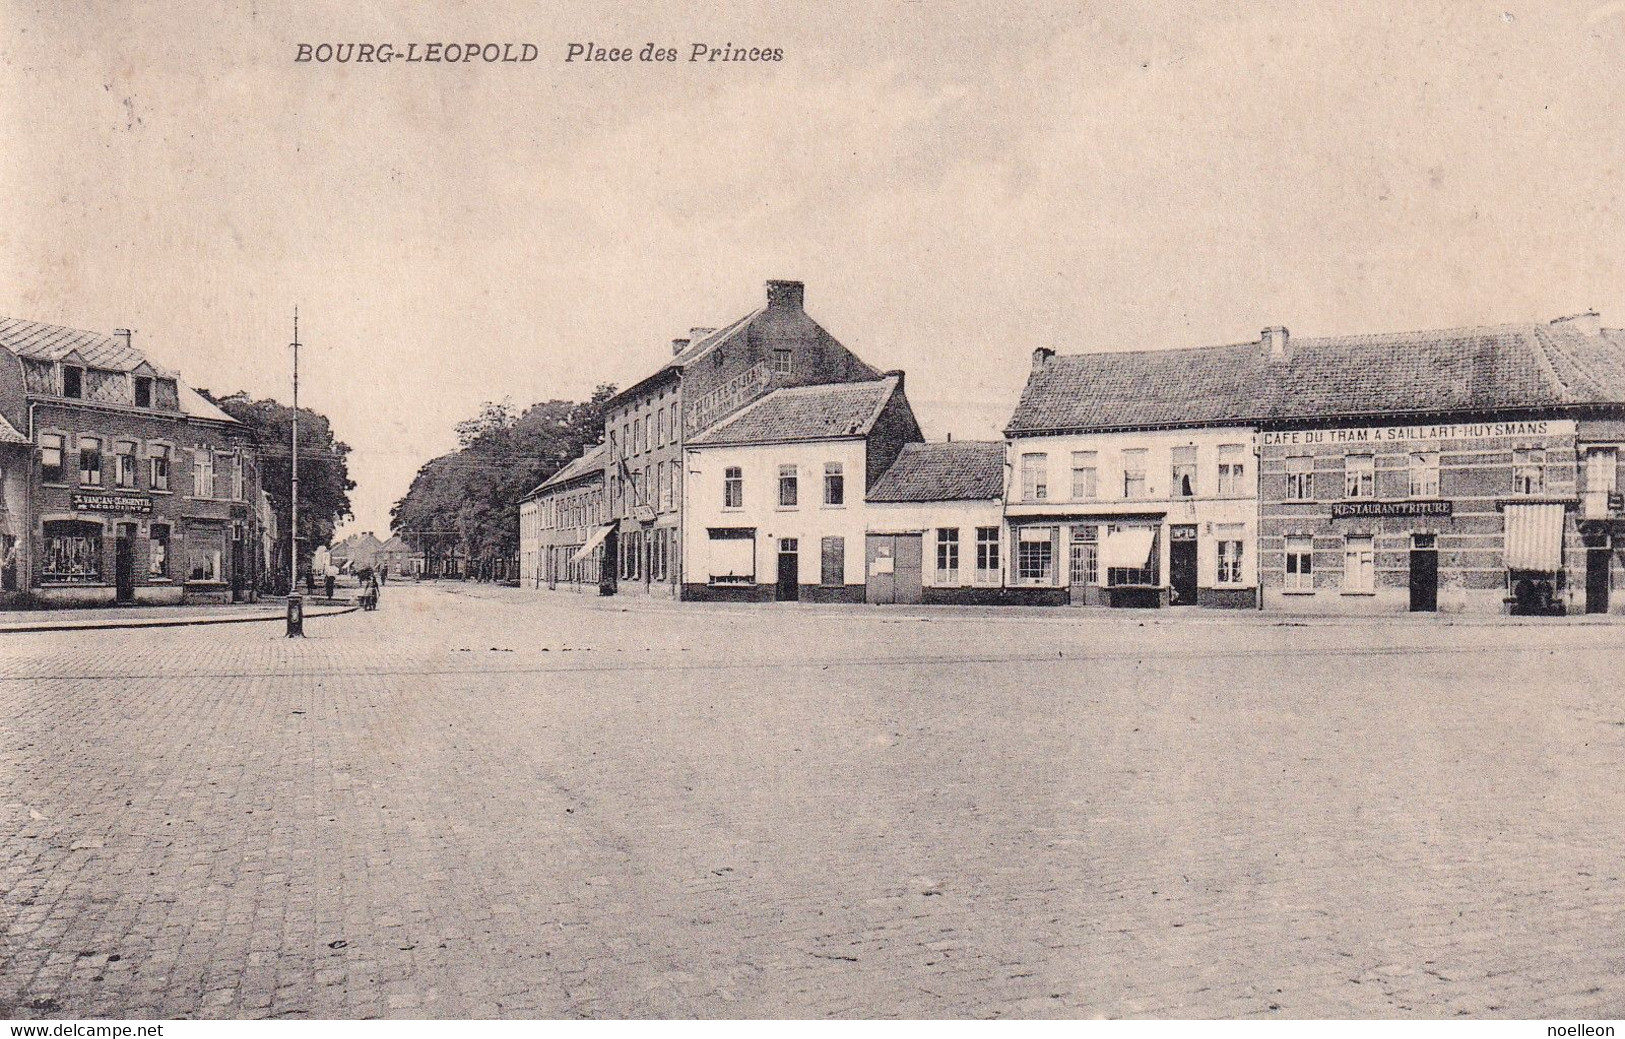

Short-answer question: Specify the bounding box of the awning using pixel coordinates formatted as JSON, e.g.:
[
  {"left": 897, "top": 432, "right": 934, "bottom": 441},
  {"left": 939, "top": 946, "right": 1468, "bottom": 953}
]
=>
[
  {"left": 1504, "top": 503, "right": 1565, "bottom": 571},
  {"left": 569, "top": 523, "right": 615, "bottom": 565},
  {"left": 1099, "top": 527, "right": 1156, "bottom": 569}
]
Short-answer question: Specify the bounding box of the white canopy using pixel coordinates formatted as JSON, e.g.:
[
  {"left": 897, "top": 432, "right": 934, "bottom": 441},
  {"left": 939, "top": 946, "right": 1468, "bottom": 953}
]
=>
[
  {"left": 1503, "top": 503, "right": 1564, "bottom": 571},
  {"left": 1098, "top": 527, "right": 1157, "bottom": 569},
  {"left": 569, "top": 523, "right": 615, "bottom": 565}
]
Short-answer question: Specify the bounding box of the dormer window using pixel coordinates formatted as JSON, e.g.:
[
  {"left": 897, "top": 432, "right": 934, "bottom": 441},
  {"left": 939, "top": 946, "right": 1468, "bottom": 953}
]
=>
[
  {"left": 62, "top": 365, "right": 83, "bottom": 398},
  {"left": 135, "top": 376, "right": 152, "bottom": 408}
]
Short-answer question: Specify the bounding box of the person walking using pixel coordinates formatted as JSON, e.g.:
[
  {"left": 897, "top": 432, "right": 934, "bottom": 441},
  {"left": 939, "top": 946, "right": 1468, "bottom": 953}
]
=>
[{"left": 324, "top": 563, "right": 337, "bottom": 601}]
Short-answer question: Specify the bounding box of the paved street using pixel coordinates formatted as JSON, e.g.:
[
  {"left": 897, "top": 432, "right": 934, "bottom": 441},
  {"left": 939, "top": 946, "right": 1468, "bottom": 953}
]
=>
[{"left": 2, "top": 583, "right": 1624, "bottom": 1019}]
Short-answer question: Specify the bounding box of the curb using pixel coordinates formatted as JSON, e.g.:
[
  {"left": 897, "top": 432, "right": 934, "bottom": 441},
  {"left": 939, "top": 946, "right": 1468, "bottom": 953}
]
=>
[{"left": 0, "top": 605, "right": 361, "bottom": 635}]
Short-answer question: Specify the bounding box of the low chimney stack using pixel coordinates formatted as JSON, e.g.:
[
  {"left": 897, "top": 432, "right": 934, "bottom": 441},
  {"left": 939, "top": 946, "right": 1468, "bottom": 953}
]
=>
[
  {"left": 766, "top": 279, "right": 805, "bottom": 310},
  {"left": 671, "top": 338, "right": 690, "bottom": 356},
  {"left": 113, "top": 328, "right": 132, "bottom": 351},
  {"left": 1031, "top": 346, "right": 1055, "bottom": 373},
  {"left": 689, "top": 327, "right": 715, "bottom": 341},
  {"left": 1261, "top": 326, "right": 1291, "bottom": 362}
]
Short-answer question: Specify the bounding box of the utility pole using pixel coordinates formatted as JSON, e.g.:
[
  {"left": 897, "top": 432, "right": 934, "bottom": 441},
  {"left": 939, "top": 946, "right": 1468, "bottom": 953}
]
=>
[{"left": 287, "top": 308, "right": 304, "bottom": 637}]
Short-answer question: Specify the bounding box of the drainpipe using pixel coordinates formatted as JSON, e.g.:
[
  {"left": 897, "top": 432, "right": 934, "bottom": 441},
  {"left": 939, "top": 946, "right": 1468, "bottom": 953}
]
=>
[
  {"left": 24, "top": 400, "right": 38, "bottom": 593},
  {"left": 1255, "top": 436, "right": 1264, "bottom": 611}
]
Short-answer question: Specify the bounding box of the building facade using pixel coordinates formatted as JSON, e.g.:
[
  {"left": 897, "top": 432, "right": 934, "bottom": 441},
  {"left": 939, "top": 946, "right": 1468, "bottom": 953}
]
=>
[
  {"left": 0, "top": 317, "right": 262, "bottom": 607},
  {"left": 681, "top": 375, "right": 921, "bottom": 602},
  {"left": 864, "top": 441, "right": 1012, "bottom": 605},
  {"left": 599, "top": 280, "right": 883, "bottom": 599},
  {"left": 518, "top": 442, "right": 608, "bottom": 593}
]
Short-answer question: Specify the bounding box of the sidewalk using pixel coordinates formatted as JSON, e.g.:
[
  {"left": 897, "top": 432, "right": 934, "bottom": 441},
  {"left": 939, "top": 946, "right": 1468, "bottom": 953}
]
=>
[{"left": 0, "top": 597, "right": 359, "bottom": 634}]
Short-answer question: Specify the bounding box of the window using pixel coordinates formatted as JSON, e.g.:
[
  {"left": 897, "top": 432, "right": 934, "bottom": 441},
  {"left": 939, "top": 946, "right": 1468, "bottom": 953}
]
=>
[
  {"left": 1122, "top": 449, "right": 1148, "bottom": 498},
  {"left": 1587, "top": 447, "right": 1619, "bottom": 494},
  {"left": 193, "top": 449, "right": 213, "bottom": 497},
  {"left": 1343, "top": 535, "right": 1375, "bottom": 593},
  {"left": 232, "top": 454, "right": 244, "bottom": 501},
  {"left": 1285, "top": 536, "right": 1314, "bottom": 592},
  {"left": 1409, "top": 451, "right": 1440, "bottom": 498},
  {"left": 1215, "top": 525, "right": 1245, "bottom": 585},
  {"left": 824, "top": 462, "right": 844, "bottom": 506},
  {"left": 1106, "top": 524, "right": 1159, "bottom": 587},
  {"left": 975, "top": 527, "right": 1001, "bottom": 582},
  {"left": 1016, "top": 527, "right": 1056, "bottom": 584},
  {"left": 1020, "top": 452, "right": 1048, "bottom": 501},
  {"left": 134, "top": 376, "right": 152, "bottom": 408},
  {"left": 778, "top": 464, "right": 798, "bottom": 508},
  {"left": 1217, "top": 444, "right": 1245, "bottom": 496},
  {"left": 1285, "top": 454, "right": 1314, "bottom": 500},
  {"left": 1344, "top": 454, "right": 1374, "bottom": 498},
  {"left": 150, "top": 444, "right": 170, "bottom": 491},
  {"left": 821, "top": 536, "right": 845, "bottom": 586},
  {"left": 188, "top": 527, "right": 224, "bottom": 583},
  {"left": 62, "top": 365, "right": 83, "bottom": 398},
  {"left": 1070, "top": 451, "right": 1098, "bottom": 499},
  {"left": 723, "top": 466, "right": 743, "bottom": 509},
  {"left": 772, "top": 348, "right": 793, "bottom": 375},
  {"left": 935, "top": 528, "right": 960, "bottom": 583},
  {"left": 79, "top": 436, "right": 103, "bottom": 486},
  {"left": 1513, "top": 448, "right": 1545, "bottom": 495},
  {"left": 42, "top": 521, "right": 102, "bottom": 582},
  {"left": 148, "top": 524, "right": 170, "bottom": 577},
  {"left": 40, "top": 433, "right": 65, "bottom": 483},
  {"left": 1171, "top": 446, "right": 1197, "bottom": 498},
  {"left": 213, "top": 451, "right": 234, "bottom": 500},
  {"left": 114, "top": 441, "right": 138, "bottom": 488},
  {"left": 659, "top": 461, "right": 673, "bottom": 512},
  {"left": 656, "top": 407, "right": 666, "bottom": 448}
]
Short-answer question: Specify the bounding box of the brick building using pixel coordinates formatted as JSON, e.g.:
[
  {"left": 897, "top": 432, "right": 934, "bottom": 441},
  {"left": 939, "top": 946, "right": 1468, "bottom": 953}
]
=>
[
  {"left": 599, "top": 280, "right": 883, "bottom": 599},
  {"left": 0, "top": 317, "right": 262, "bottom": 607},
  {"left": 518, "top": 442, "right": 607, "bottom": 593}
]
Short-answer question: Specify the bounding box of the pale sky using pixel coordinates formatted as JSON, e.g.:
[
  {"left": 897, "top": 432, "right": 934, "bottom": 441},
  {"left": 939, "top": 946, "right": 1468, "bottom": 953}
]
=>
[{"left": 4, "top": 1, "right": 1623, "bottom": 537}]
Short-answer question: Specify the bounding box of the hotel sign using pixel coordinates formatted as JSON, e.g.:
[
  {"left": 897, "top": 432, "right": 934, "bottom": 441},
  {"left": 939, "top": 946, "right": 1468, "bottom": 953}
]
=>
[
  {"left": 1263, "top": 420, "right": 1574, "bottom": 447},
  {"left": 1331, "top": 500, "right": 1452, "bottom": 519},
  {"left": 72, "top": 492, "right": 153, "bottom": 514}
]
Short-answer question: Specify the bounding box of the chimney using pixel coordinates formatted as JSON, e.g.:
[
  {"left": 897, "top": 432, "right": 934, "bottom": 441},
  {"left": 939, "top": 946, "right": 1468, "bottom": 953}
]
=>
[
  {"left": 1031, "top": 346, "right": 1055, "bottom": 373},
  {"left": 689, "top": 327, "right": 715, "bottom": 341},
  {"left": 766, "top": 280, "right": 805, "bottom": 310},
  {"left": 1261, "top": 326, "right": 1291, "bottom": 362},
  {"left": 113, "top": 328, "right": 132, "bottom": 351},
  {"left": 671, "top": 338, "right": 690, "bottom": 356},
  {"left": 884, "top": 369, "right": 905, "bottom": 393},
  {"left": 1551, "top": 311, "right": 1602, "bottom": 337}
]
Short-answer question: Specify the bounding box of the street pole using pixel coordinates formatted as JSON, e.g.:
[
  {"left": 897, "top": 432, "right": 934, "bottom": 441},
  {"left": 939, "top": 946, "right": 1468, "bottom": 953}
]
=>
[{"left": 287, "top": 308, "right": 304, "bottom": 637}]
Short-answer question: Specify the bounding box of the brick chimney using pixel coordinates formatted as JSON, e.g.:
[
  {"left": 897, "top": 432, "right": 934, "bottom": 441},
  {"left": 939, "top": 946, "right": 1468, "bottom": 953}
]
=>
[
  {"left": 671, "top": 338, "right": 690, "bottom": 356},
  {"left": 1551, "top": 311, "right": 1602, "bottom": 337},
  {"left": 766, "top": 280, "right": 805, "bottom": 310},
  {"left": 689, "top": 327, "right": 715, "bottom": 341},
  {"left": 113, "top": 328, "right": 132, "bottom": 351},
  {"left": 1031, "top": 346, "right": 1055, "bottom": 373},
  {"left": 1261, "top": 326, "right": 1291, "bottom": 362}
]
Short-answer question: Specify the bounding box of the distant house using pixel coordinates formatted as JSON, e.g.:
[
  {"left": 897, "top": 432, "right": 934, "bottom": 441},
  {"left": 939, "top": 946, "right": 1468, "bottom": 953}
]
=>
[
  {"left": 374, "top": 535, "right": 415, "bottom": 578},
  {"left": 328, "top": 531, "right": 383, "bottom": 573},
  {"left": 518, "top": 442, "right": 608, "bottom": 593}
]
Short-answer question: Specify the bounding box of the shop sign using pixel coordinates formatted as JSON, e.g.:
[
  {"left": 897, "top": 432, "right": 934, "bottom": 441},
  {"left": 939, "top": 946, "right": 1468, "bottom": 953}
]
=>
[
  {"left": 1330, "top": 500, "right": 1452, "bottom": 519},
  {"left": 72, "top": 492, "right": 152, "bottom": 514},
  {"left": 1263, "top": 419, "right": 1574, "bottom": 447}
]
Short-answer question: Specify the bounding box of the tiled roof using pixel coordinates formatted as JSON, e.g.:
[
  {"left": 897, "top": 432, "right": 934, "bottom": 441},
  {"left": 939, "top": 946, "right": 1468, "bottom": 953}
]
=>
[
  {"left": 688, "top": 377, "right": 900, "bottom": 447},
  {"left": 529, "top": 442, "right": 607, "bottom": 498},
  {"left": 0, "top": 316, "right": 171, "bottom": 374},
  {"left": 868, "top": 441, "right": 1006, "bottom": 502},
  {"left": 0, "top": 412, "right": 26, "bottom": 444},
  {"left": 178, "top": 384, "right": 237, "bottom": 424},
  {"left": 1006, "top": 319, "right": 1625, "bottom": 435}
]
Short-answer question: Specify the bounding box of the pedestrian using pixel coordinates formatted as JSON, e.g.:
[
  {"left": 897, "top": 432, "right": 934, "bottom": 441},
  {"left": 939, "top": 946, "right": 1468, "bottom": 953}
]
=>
[
  {"left": 379, "top": 565, "right": 388, "bottom": 586},
  {"left": 364, "top": 570, "right": 381, "bottom": 611},
  {"left": 305, "top": 567, "right": 315, "bottom": 596},
  {"left": 324, "top": 563, "right": 337, "bottom": 601}
]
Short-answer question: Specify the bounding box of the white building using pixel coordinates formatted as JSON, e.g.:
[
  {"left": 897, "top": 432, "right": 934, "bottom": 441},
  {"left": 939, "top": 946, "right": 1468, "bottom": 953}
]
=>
[{"left": 864, "top": 441, "right": 1011, "bottom": 604}]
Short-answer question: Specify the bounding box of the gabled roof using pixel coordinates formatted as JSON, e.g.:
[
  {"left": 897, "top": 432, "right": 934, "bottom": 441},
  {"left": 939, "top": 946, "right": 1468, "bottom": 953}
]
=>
[
  {"left": 868, "top": 441, "right": 1006, "bottom": 502},
  {"left": 0, "top": 316, "right": 174, "bottom": 375},
  {"left": 687, "top": 376, "right": 900, "bottom": 448},
  {"left": 1006, "top": 318, "right": 1625, "bottom": 435},
  {"left": 527, "top": 441, "right": 608, "bottom": 498},
  {"left": 179, "top": 384, "right": 237, "bottom": 424},
  {"left": 377, "top": 536, "right": 412, "bottom": 554}
]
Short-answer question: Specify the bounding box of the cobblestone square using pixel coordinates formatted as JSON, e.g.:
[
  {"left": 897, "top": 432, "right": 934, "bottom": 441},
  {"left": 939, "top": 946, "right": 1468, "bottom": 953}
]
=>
[{"left": 3, "top": 584, "right": 1624, "bottom": 1019}]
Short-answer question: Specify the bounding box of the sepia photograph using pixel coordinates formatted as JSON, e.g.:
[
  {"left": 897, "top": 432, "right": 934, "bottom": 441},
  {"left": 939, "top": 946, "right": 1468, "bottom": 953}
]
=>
[{"left": 2, "top": 0, "right": 1623, "bottom": 1029}]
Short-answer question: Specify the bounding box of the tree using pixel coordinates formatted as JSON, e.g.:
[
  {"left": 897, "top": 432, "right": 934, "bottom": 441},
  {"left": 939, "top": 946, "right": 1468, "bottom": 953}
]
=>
[
  {"left": 206, "top": 391, "right": 356, "bottom": 585},
  {"left": 390, "top": 384, "right": 615, "bottom": 579}
]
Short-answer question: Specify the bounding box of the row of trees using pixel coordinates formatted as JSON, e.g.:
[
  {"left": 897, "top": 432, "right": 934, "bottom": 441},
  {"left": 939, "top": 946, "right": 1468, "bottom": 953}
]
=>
[{"left": 390, "top": 385, "right": 616, "bottom": 579}]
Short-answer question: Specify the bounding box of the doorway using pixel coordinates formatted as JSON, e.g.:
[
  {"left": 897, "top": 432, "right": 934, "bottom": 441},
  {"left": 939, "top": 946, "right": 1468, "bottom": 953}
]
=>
[
  {"left": 1168, "top": 525, "right": 1198, "bottom": 606},
  {"left": 776, "top": 538, "right": 800, "bottom": 601},
  {"left": 1587, "top": 547, "right": 1611, "bottom": 614},
  {"left": 114, "top": 523, "right": 136, "bottom": 604},
  {"left": 1409, "top": 534, "right": 1438, "bottom": 612},
  {"left": 865, "top": 534, "right": 923, "bottom": 604}
]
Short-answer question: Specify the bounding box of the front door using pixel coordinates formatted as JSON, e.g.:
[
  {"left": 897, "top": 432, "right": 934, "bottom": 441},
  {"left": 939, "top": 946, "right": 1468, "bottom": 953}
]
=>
[
  {"left": 1409, "top": 541, "right": 1438, "bottom": 612},
  {"left": 1587, "top": 548, "right": 1611, "bottom": 614},
  {"left": 114, "top": 524, "right": 135, "bottom": 604},
  {"left": 1168, "top": 525, "right": 1198, "bottom": 606},
  {"left": 231, "top": 527, "right": 246, "bottom": 602},
  {"left": 1068, "top": 525, "right": 1100, "bottom": 606},
  {"left": 866, "top": 535, "right": 897, "bottom": 603},
  {"left": 776, "top": 538, "right": 799, "bottom": 601}
]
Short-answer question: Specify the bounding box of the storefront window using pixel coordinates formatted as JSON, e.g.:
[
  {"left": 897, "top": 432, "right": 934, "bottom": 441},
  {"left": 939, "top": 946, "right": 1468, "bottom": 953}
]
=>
[
  {"left": 187, "top": 528, "right": 224, "bottom": 582},
  {"left": 149, "top": 524, "right": 170, "bottom": 577},
  {"left": 42, "top": 521, "right": 102, "bottom": 582},
  {"left": 1016, "top": 527, "right": 1056, "bottom": 584}
]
